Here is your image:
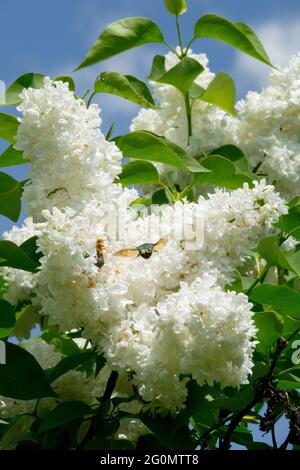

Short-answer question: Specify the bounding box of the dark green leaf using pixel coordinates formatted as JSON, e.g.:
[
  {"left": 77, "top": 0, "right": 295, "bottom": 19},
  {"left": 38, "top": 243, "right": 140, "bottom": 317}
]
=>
[
  {"left": 20, "top": 236, "right": 42, "bottom": 266},
  {"left": 164, "top": 0, "right": 187, "bottom": 15},
  {"left": 119, "top": 160, "right": 159, "bottom": 186},
  {"left": 194, "top": 14, "right": 272, "bottom": 66},
  {"left": 0, "top": 73, "right": 45, "bottom": 106},
  {"left": 254, "top": 311, "right": 284, "bottom": 355},
  {"left": 210, "top": 144, "right": 251, "bottom": 175},
  {"left": 178, "top": 382, "right": 218, "bottom": 435},
  {"left": 0, "top": 342, "right": 56, "bottom": 400},
  {"left": 46, "top": 351, "right": 97, "bottom": 383},
  {"left": 95, "top": 354, "right": 106, "bottom": 377},
  {"left": 0, "top": 172, "right": 21, "bottom": 221},
  {"left": 152, "top": 188, "right": 170, "bottom": 205},
  {"left": 116, "top": 131, "right": 209, "bottom": 173},
  {"left": 94, "top": 72, "right": 156, "bottom": 108},
  {"left": 0, "top": 299, "right": 15, "bottom": 329},
  {"left": 106, "top": 123, "right": 115, "bottom": 141},
  {"left": 76, "top": 17, "right": 164, "bottom": 70},
  {"left": 39, "top": 401, "right": 92, "bottom": 433},
  {"left": 211, "top": 144, "right": 245, "bottom": 162},
  {"left": 0, "top": 240, "right": 39, "bottom": 272},
  {"left": 198, "top": 72, "right": 237, "bottom": 116},
  {"left": 0, "top": 145, "right": 27, "bottom": 167},
  {"left": 0, "top": 113, "right": 19, "bottom": 143},
  {"left": 139, "top": 412, "right": 194, "bottom": 450},
  {"left": 150, "top": 56, "right": 204, "bottom": 94},
  {"left": 193, "top": 155, "right": 252, "bottom": 189}
]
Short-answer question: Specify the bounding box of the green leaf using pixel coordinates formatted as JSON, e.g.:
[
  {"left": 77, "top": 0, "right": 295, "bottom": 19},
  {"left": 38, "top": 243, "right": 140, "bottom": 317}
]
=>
[
  {"left": 189, "top": 82, "right": 205, "bottom": 100},
  {"left": 46, "top": 351, "right": 97, "bottom": 383},
  {"left": 217, "top": 425, "right": 253, "bottom": 448},
  {"left": 258, "top": 236, "right": 293, "bottom": 271},
  {"left": 0, "top": 174, "right": 21, "bottom": 213},
  {"left": 285, "top": 250, "right": 300, "bottom": 277},
  {"left": 210, "top": 144, "right": 251, "bottom": 175},
  {"left": 275, "top": 206, "right": 300, "bottom": 240},
  {"left": 194, "top": 14, "right": 272, "bottom": 66},
  {"left": 193, "top": 155, "right": 252, "bottom": 189},
  {"left": 42, "top": 328, "right": 81, "bottom": 356},
  {"left": 11, "top": 304, "right": 40, "bottom": 341},
  {"left": 53, "top": 76, "right": 75, "bottom": 91},
  {"left": 198, "top": 72, "right": 237, "bottom": 116},
  {"left": 212, "top": 144, "right": 245, "bottom": 162},
  {"left": 0, "top": 113, "right": 19, "bottom": 143},
  {"left": 0, "top": 240, "right": 39, "bottom": 272},
  {"left": 0, "top": 145, "right": 27, "bottom": 167},
  {"left": 38, "top": 401, "right": 92, "bottom": 433},
  {"left": 289, "top": 196, "right": 300, "bottom": 209},
  {"left": 115, "top": 131, "right": 209, "bottom": 173},
  {"left": 250, "top": 284, "right": 300, "bottom": 318},
  {"left": 0, "top": 299, "right": 15, "bottom": 329},
  {"left": 130, "top": 196, "right": 152, "bottom": 207},
  {"left": 254, "top": 311, "right": 284, "bottom": 355},
  {"left": 76, "top": 17, "right": 164, "bottom": 70},
  {"left": 94, "top": 72, "right": 156, "bottom": 108},
  {"left": 164, "top": 0, "right": 187, "bottom": 15},
  {"left": 0, "top": 172, "right": 21, "bottom": 222},
  {"left": 0, "top": 73, "right": 45, "bottom": 106},
  {"left": 258, "top": 236, "right": 300, "bottom": 277},
  {"left": 0, "top": 342, "right": 56, "bottom": 400},
  {"left": 277, "top": 380, "right": 300, "bottom": 390},
  {"left": 148, "top": 55, "right": 166, "bottom": 80},
  {"left": 119, "top": 160, "right": 159, "bottom": 186},
  {"left": 149, "top": 55, "right": 204, "bottom": 94}
]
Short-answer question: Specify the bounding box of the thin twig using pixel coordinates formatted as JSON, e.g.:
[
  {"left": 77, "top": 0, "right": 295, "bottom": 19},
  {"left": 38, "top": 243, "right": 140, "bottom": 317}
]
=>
[{"left": 271, "top": 424, "right": 278, "bottom": 450}]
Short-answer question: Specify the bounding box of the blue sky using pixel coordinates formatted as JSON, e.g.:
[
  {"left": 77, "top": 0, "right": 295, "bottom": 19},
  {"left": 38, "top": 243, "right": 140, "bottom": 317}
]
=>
[{"left": 0, "top": 0, "right": 298, "bottom": 448}]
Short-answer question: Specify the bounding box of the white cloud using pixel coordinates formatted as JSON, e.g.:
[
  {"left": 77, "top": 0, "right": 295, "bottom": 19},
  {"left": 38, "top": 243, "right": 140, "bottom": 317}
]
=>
[
  {"left": 234, "top": 15, "right": 300, "bottom": 96},
  {"left": 0, "top": 80, "right": 6, "bottom": 97}
]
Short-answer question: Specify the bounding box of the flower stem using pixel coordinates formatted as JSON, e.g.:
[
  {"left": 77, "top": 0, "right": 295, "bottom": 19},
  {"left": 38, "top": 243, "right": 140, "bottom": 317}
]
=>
[
  {"left": 176, "top": 15, "right": 184, "bottom": 56},
  {"left": 184, "top": 92, "right": 192, "bottom": 145}
]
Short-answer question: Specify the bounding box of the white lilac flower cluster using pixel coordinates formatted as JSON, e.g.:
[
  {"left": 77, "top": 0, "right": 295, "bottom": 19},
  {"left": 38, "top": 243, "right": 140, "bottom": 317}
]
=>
[
  {"left": 0, "top": 77, "right": 287, "bottom": 416},
  {"left": 15, "top": 77, "right": 133, "bottom": 219},
  {"left": 236, "top": 54, "right": 300, "bottom": 198}
]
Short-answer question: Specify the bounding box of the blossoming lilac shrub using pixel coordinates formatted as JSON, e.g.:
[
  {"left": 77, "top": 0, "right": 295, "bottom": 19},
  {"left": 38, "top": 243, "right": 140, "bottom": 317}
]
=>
[{"left": 0, "top": 0, "right": 300, "bottom": 451}]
